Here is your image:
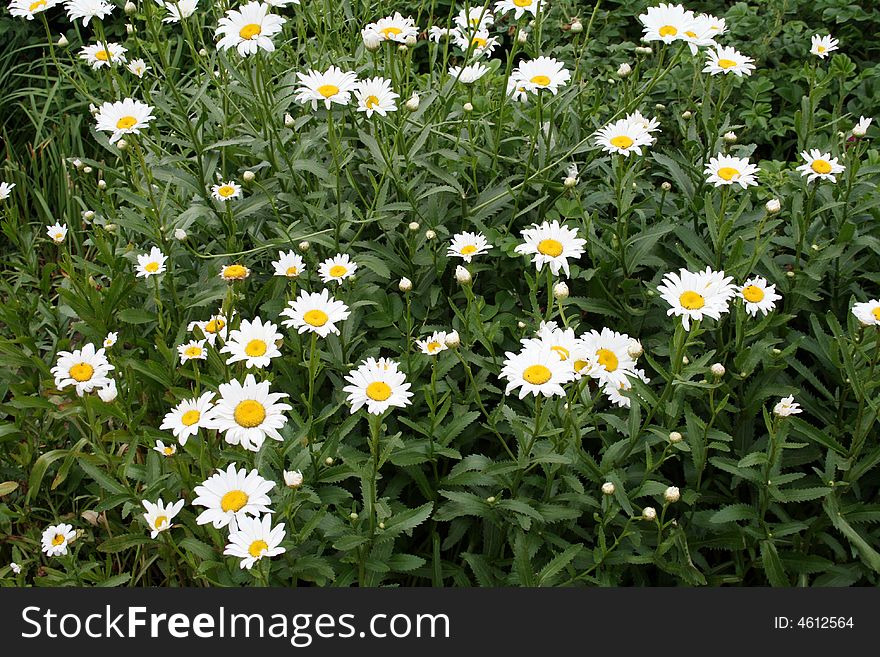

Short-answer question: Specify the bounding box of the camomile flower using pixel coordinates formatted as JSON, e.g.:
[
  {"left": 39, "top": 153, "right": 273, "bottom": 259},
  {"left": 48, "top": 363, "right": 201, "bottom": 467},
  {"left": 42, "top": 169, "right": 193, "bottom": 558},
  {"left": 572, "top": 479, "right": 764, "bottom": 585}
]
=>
[
  {"left": 703, "top": 45, "right": 755, "bottom": 77},
  {"left": 704, "top": 153, "right": 760, "bottom": 189},
  {"left": 126, "top": 58, "right": 150, "bottom": 78},
  {"left": 416, "top": 331, "right": 448, "bottom": 356},
  {"left": 852, "top": 299, "right": 880, "bottom": 326},
  {"left": 177, "top": 339, "right": 207, "bottom": 363},
  {"left": 579, "top": 328, "right": 639, "bottom": 388},
  {"left": 506, "top": 76, "right": 529, "bottom": 103},
  {"left": 211, "top": 180, "right": 241, "bottom": 201},
  {"left": 135, "top": 246, "right": 167, "bottom": 278},
  {"left": 512, "top": 57, "right": 571, "bottom": 94},
  {"left": 739, "top": 276, "right": 781, "bottom": 317},
  {"left": 343, "top": 357, "right": 413, "bottom": 415},
  {"left": 192, "top": 463, "right": 275, "bottom": 530},
  {"left": 188, "top": 312, "right": 233, "bottom": 345},
  {"left": 220, "top": 316, "right": 283, "bottom": 369},
  {"left": 603, "top": 369, "right": 650, "bottom": 408},
  {"left": 65, "top": 0, "right": 114, "bottom": 26},
  {"left": 9, "top": 0, "right": 62, "bottom": 20},
  {"left": 220, "top": 263, "right": 250, "bottom": 281},
  {"left": 154, "top": 440, "right": 177, "bottom": 457},
  {"left": 215, "top": 1, "right": 286, "bottom": 57},
  {"left": 810, "top": 34, "right": 838, "bottom": 59},
  {"left": 318, "top": 253, "right": 357, "bottom": 283},
  {"left": 773, "top": 395, "right": 802, "bottom": 417},
  {"left": 680, "top": 15, "right": 717, "bottom": 54},
  {"left": 141, "top": 498, "right": 184, "bottom": 539},
  {"left": 448, "top": 63, "right": 490, "bottom": 84},
  {"left": 206, "top": 374, "right": 291, "bottom": 452},
  {"left": 363, "top": 12, "right": 418, "bottom": 43},
  {"left": 79, "top": 41, "right": 127, "bottom": 69},
  {"left": 272, "top": 250, "right": 306, "bottom": 278},
  {"left": 94, "top": 98, "right": 155, "bottom": 144},
  {"left": 103, "top": 332, "right": 118, "bottom": 349},
  {"left": 698, "top": 13, "right": 727, "bottom": 36},
  {"left": 852, "top": 116, "right": 872, "bottom": 138},
  {"left": 796, "top": 149, "right": 844, "bottom": 183},
  {"left": 657, "top": 267, "right": 736, "bottom": 330},
  {"left": 0, "top": 181, "right": 14, "bottom": 200},
  {"left": 594, "top": 118, "right": 655, "bottom": 157},
  {"left": 494, "top": 0, "right": 538, "bottom": 21},
  {"left": 625, "top": 110, "right": 661, "bottom": 134},
  {"left": 452, "top": 29, "right": 499, "bottom": 58},
  {"left": 521, "top": 322, "right": 593, "bottom": 378},
  {"left": 158, "top": 0, "right": 198, "bottom": 23},
  {"left": 51, "top": 342, "right": 114, "bottom": 396},
  {"left": 224, "top": 514, "right": 286, "bottom": 570},
  {"left": 46, "top": 222, "right": 68, "bottom": 243},
  {"left": 428, "top": 26, "right": 451, "bottom": 42},
  {"left": 295, "top": 66, "right": 358, "bottom": 110},
  {"left": 279, "top": 288, "right": 351, "bottom": 338},
  {"left": 454, "top": 6, "right": 494, "bottom": 32},
  {"left": 514, "top": 220, "right": 586, "bottom": 277},
  {"left": 41, "top": 523, "right": 76, "bottom": 557},
  {"left": 501, "top": 344, "right": 576, "bottom": 399},
  {"left": 159, "top": 391, "right": 216, "bottom": 445},
  {"left": 354, "top": 77, "right": 399, "bottom": 118},
  {"left": 447, "top": 231, "right": 490, "bottom": 263},
  {"left": 638, "top": 3, "right": 696, "bottom": 43}
]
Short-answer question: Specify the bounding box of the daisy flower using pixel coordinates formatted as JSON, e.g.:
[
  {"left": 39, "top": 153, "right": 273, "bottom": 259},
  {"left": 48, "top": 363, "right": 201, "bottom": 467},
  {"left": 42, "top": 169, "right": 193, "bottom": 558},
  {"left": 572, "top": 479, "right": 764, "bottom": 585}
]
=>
[
  {"left": 703, "top": 45, "right": 756, "bottom": 77},
  {"left": 0, "top": 181, "right": 14, "bottom": 200},
  {"left": 206, "top": 374, "right": 292, "bottom": 452},
  {"left": 220, "top": 316, "right": 283, "bottom": 369},
  {"left": 158, "top": 0, "right": 198, "bottom": 22},
  {"left": 295, "top": 66, "right": 358, "bottom": 110},
  {"left": 283, "top": 470, "right": 303, "bottom": 488},
  {"left": 452, "top": 29, "right": 499, "bottom": 58},
  {"left": 852, "top": 299, "right": 880, "bottom": 326},
  {"left": 454, "top": 6, "right": 494, "bottom": 32},
  {"left": 354, "top": 77, "right": 399, "bottom": 118},
  {"left": 220, "top": 263, "right": 250, "bottom": 281},
  {"left": 852, "top": 116, "right": 872, "bottom": 138},
  {"left": 154, "top": 440, "right": 177, "bottom": 456},
  {"left": 698, "top": 13, "right": 727, "bottom": 36},
  {"left": 579, "top": 327, "right": 640, "bottom": 388},
  {"left": 141, "top": 498, "right": 185, "bottom": 539},
  {"left": 522, "top": 322, "right": 594, "bottom": 379},
  {"left": 272, "top": 250, "right": 306, "bottom": 278},
  {"left": 178, "top": 339, "right": 207, "bottom": 363},
  {"left": 159, "top": 391, "right": 216, "bottom": 445},
  {"left": 127, "top": 59, "right": 150, "bottom": 77},
  {"left": 448, "top": 63, "right": 490, "bottom": 84},
  {"left": 211, "top": 180, "right": 241, "bottom": 201},
  {"left": 704, "top": 153, "right": 760, "bottom": 189},
  {"left": 65, "top": 0, "right": 114, "bottom": 26},
  {"left": 343, "top": 357, "right": 413, "bottom": 415},
  {"left": 362, "top": 12, "right": 418, "bottom": 43},
  {"left": 657, "top": 267, "right": 736, "bottom": 330},
  {"left": 94, "top": 98, "right": 155, "bottom": 144},
  {"left": 514, "top": 220, "right": 586, "bottom": 277},
  {"left": 103, "top": 332, "right": 118, "bottom": 349},
  {"left": 739, "top": 276, "right": 781, "bottom": 317},
  {"left": 494, "top": 0, "right": 538, "bottom": 20},
  {"left": 595, "top": 118, "right": 655, "bottom": 157},
  {"left": 428, "top": 26, "right": 451, "bottom": 42},
  {"left": 318, "top": 253, "right": 357, "bottom": 283},
  {"left": 79, "top": 41, "right": 127, "bottom": 69},
  {"left": 135, "top": 246, "right": 167, "bottom": 277},
  {"left": 506, "top": 77, "right": 529, "bottom": 103},
  {"left": 603, "top": 369, "right": 650, "bottom": 408},
  {"left": 638, "top": 3, "right": 696, "bottom": 43},
  {"left": 447, "top": 232, "right": 490, "bottom": 263},
  {"left": 9, "top": 0, "right": 61, "bottom": 20},
  {"left": 501, "top": 344, "right": 577, "bottom": 399},
  {"left": 51, "top": 342, "right": 114, "bottom": 396},
  {"left": 46, "top": 222, "right": 68, "bottom": 243},
  {"left": 811, "top": 34, "right": 838, "bottom": 59},
  {"left": 215, "top": 1, "right": 286, "bottom": 57},
  {"left": 223, "top": 514, "right": 286, "bottom": 570},
  {"left": 773, "top": 395, "right": 802, "bottom": 417},
  {"left": 97, "top": 379, "right": 117, "bottom": 403},
  {"left": 416, "top": 331, "right": 448, "bottom": 356},
  {"left": 41, "top": 523, "right": 76, "bottom": 557},
  {"left": 279, "top": 288, "right": 351, "bottom": 338},
  {"left": 188, "top": 312, "right": 233, "bottom": 345},
  {"left": 680, "top": 15, "right": 717, "bottom": 54},
  {"left": 625, "top": 110, "right": 662, "bottom": 134},
  {"left": 512, "top": 57, "right": 571, "bottom": 94},
  {"left": 796, "top": 149, "right": 845, "bottom": 183},
  {"left": 192, "top": 463, "right": 275, "bottom": 530}
]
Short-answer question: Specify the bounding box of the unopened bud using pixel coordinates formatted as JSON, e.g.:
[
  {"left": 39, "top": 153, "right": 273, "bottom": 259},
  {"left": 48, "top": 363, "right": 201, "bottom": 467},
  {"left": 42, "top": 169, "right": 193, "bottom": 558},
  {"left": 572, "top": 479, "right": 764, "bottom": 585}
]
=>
[
  {"left": 765, "top": 198, "right": 781, "bottom": 214},
  {"left": 83, "top": 210, "right": 95, "bottom": 221},
  {"left": 324, "top": 456, "right": 333, "bottom": 465},
  {"left": 463, "top": 102, "right": 473, "bottom": 113},
  {"left": 627, "top": 339, "right": 643, "bottom": 358},
  {"left": 242, "top": 170, "right": 255, "bottom": 182},
  {"left": 601, "top": 482, "right": 615, "bottom": 496},
  {"left": 397, "top": 44, "right": 407, "bottom": 54},
  {"left": 661, "top": 181, "right": 672, "bottom": 191},
  {"left": 105, "top": 223, "right": 117, "bottom": 232},
  {"left": 198, "top": 48, "right": 207, "bottom": 57},
  {"left": 97, "top": 179, "right": 107, "bottom": 190},
  {"left": 811, "top": 243, "right": 819, "bottom": 251},
  {"left": 553, "top": 282, "right": 569, "bottom": 300},
  {"left": 642, "top": 506, "right": 657, "bottom": 521},
  {"left": 517, "top": 30, "right": 529, "bottom": 44},
  {"left": 617, "top": 62, "right": 632, "bottom": 77},
  {"left": 445, "top": 330, "right": 460, "bottom": 348},
  {"left": 405, "top": 34, "right": 417, "bottom": 46},
  {"left": 83, "top": 166, "right": 93, "bottom": 174},
  {"left": 786, "top": 270, "right": 795, "bottom": 278},
  {"left": 669, "top": 431, "right": 683, "bottom": 443},
  {"left": 58, "top": 34, "right": 69, "bottom": 47},
  {"left": 455, "top": 265, "right": 471, "bottom": 284},
  {"left": 405, "top": 94, "right": 420, "bottom": 112},
  {"left": 174, "top": 228, "right": 187, "bottom": 241},
  {"left": 710, "top": 363, "right": 725, "bottom": 378},
  {"left": 664, "top": 486, "right": 680, "bottom": 503},
  {"left": 723, "top": 131, "right": 737, "bottom": 143},
  {"left": 126, "top": 23, "right": 134, "bottom": 35},
  {"left": 399, "top": 277, "right": 412, "bottom": 292},
  {"left": 408, "top": 221, "right": 420, "bottom": 231},
  {"left": 564, "top": 176, "right": 577, "bottom": 188},
  {"left": 117, "top": 139, "right": 128, "bottom": 150},
  {"left": 635, "top": 46, "right": 653, "bottom": 55},
  {"left": 283, "top": 470, "right": 304, "bottom": 488},
  {"left": 517, "top": 321, "right": 526, "bottom": 329},
  {"left": 486, "top": 496, "right": 496, "bottom": 503},
  {"left": 349, "top": 512, "right": 358, "bottom": 520},
  {"left": 298, "top": 241, "right": 310, "bottom": 252},
  {"left": 124, "top": 1, "right": 136, "bottom": 14},
  {"left": 363, "top": 30, "right": 382, "bottom": 51},
  {"left": 681, "top": 110, "right": 692, "bottom": 119},
  {"left": 378, "top": 522, "right": 385, "bottom": 529},
  {"left": 570, "top": 20, "right": 583, "bottom": 34},
  {"left": 425, "top": 229, "right": 436, "bottom": 240},
  {"left": 284, "top": 113, "right": 295, "bottom": 127},
  {"left": 682, "top": 356, "right": 689, "bottom": 365}
]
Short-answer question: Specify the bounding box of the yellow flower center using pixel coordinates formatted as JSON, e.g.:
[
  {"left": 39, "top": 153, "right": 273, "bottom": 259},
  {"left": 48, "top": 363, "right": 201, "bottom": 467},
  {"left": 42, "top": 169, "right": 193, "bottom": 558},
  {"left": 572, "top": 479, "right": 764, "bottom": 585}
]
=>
[
  {"left": 205, "top": 318, "right": 225, "bottom": 334},
  {"left": 95, "top": 50, "right": 110, "bottom": 61},
  {"left": 685, "top": 30, "right": 697, "bottom": 38},
  {"left": 52, "top": 533, "right": 65, "bottom": 546},
  {"left": 514, "top": 0, "right": 532, "bottom": 6},
  {"left": 217, "top": 185, "right": 236, "bottom": 198},
  {"left": 29, "top": 0, "right": 47, "bottom": 10},
  {"left": 329, "top": 264, "right": 348, "bottom": 278},
  {"left": 550, "top": 345, "right": 570, "bottom": 361},
  {"left": 222, "top": 264, "right": 247, "bottom": 279},
  {"left": 163, "top": 446, "right": 175, "bottom": 455},
  {"left": 69, "top": 362, "right": 94, "bottom": 382},
  {"left": 523, "top": 364, "right": 552, "bottom": 385},
  {"left": 530, "top": 74, "right": 551, "bottom": 86},
  {"left": 610, "top": 135, "right": 634, "bottom": 149},
  {"left": 366, "top": 381, "right": 392, "bottom": 401},
  {"left": 537, "top": 239, "right": 564, "bottom": 257},
  {"left": 872, "top": 307, "right": 880, "bottom": 321},
  {"left": 184, "top": 346, "right": 203, "bottom": 358},
  {"left": 234, "top": 400, "right": 266, "bottom": 428},
  {"left": 742, "top": 285, "right": 765, "bottom": 303},
  {"left": 181, "top": 409, "right": 201, "bottom": 426},
  {"left": 318, "top": 84, "right": 340, "bottom": 98},
  {"left": 596, "top": 348, "right": 619, "bottom": 372},
  {"left": 116, "top": 116, "right": 137, "bottom": 130},
  {"left": 245, "top": 339, "right": 267, "bottom": 357},
  {"left": 427, "top": 341, "right": 442, "bottom": 353},
  {"left": 717, "top": 167, "right": 739, "bottom": 181},
  {"left": 817, "top": 45, "right": 826, "bottom": 53},
  {"left": 717, "top": 58, "right": 737, "bottom": 69},
  {"left": 811, "top": 159, "right": 832, "bottom": 174},
  {"left": 54, "top": 232, "right": 64, "bottom": 240},
  {"left": 365, "top": 95, "right": 380, "bottom": 109},
  {"left": 220, "top": 490, "right": 249, "bottom": 512},
  {"left": 574, "top": 359, "right": 590, "bottom": 372},
  {"left": 145, "top": 261, "right": 160, "bottom": 273},
  {"left": 659, "top": 25, "right": 678, "bottom": 37},
  {"left": 154, "top": 516, "right": 168, "bottom": 529},
  {"left": 304, "top": 309, "right": 329, "bottom": 327},
  {"left": 381, "top": 26, "right": 402, "bottom": 38},
  {"left": 248, "top": 539, "right": 269, "bottom": 558},
  {"left": 285, "top": 266, "right": 299, "bottom": 276},
  {"left": 679, "top": 290, "right": 705, "bottom": 310},
  {"left": 472, "top": 37, "right": 487, "bottom": 48},
  {"left": 460, "top": 244, "right": 478, "bottom": 255},
  {"left": 239, "top": 23, "right": 262, "bottom": 40}
]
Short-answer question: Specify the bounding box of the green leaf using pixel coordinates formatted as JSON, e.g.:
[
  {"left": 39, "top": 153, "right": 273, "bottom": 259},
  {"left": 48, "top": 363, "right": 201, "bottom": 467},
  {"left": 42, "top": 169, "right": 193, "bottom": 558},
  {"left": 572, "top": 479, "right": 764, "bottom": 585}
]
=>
[
  {"left": 709, "top": 504, "right": 758, "bottom": 524},
  {"left": 760, "top": 540, "right": 789, "bottom": 587}
]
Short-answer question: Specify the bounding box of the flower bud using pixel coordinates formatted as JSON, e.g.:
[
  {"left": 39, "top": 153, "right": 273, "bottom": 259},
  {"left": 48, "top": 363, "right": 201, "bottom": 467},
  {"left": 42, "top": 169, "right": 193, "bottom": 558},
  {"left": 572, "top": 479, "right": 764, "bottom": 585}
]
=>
[
  {"left": 284, "top": 113, "right": 296, "bottom": 128},
  {"left": 425, "top": 229, "right": 436, "bottom": 240},
  {"left": 455, "top": 265, "right": 472, "bottom": 285},
  {"left": 463, "top": 102, "right": 473, "bottom": 113},
  {"left": 710, "top": 363, "right": 725, "bottom": 378},
  {"left": 97, "top": 380, "right": 117, "bottom": 403},
  {"left": 97, "top": 179, "right": 107, "bottom": 190},
  {"left": 811, "top": 243, "right": 820, "bottom": 252},
  {"left": 765, "top": 198, "right": 781, "bottom": 214},
  {"left": 627, "top": 339, "right": 643, "bottom": 358},
  {"left": 83, "top": 210, "right": 95, "bottom": 221},
  {"left": 399, "top": 277, "right": 412, "bottom": 292},
  {"left": 378, "top": 522, "right": 385, "bottom": 529},
  {"left": 617, "top": 62, "right": 632, "bottom": 77},
  {"left": 117, "top": 139, "right": 128, "bottom": 151},
  {"left": 655, "top": 103, "right": 666, "bottom": 110},
  {"left": 853, "top": 124, "right": 867, "bottom": 138},
  {"left": 517, "top": 30, "right": 529, "bottom": 44},
  {"left": 405, "top": 34, "right": 417, "bottom": 46},
  {"left": 772, "top": 348, "right": 781, "bottom": 355},
  {"left": 553, "top": 281, "right": 569, "bottom": 300},
  {"left": 681, "top": 110, "right": 692, "bottom": 120},
  {"left": 570, "top": 21, "right": 583, "bottom": 34},
  {"left": 325, "top": 456, "right": 334, "bottom": 465},
  {"left": 243, "top": 170, "right": 255, "bottom": 182},
  {"left": 284, "top": 470, "right": 304, "bottom": 488},
  {"left": 349, "top": 512, "right": 358, "bottom": 520},
  {"left": 601, "top": 482, "right": 615, "bottom": 496},
  {"left": 174, "top": 228, "right": 187, "bottom": 241},
  {"left": 124, "top": 1, "right": 136, "bottom": 14},
  {"left": 126, "top": 23, "right": 135, "bottom": 35},
  {"left": 397, "top": 44, "right": 407, "bottom": 54},
  {"left": 668, "top": 431, "right": 683, "bottom": 444},
  {"left": 664, "top": 486, "right": 680, "bottom": 503},
  {"left": 682, "top": 356, "right": 689, "bottom": 365},
  {"left": 83, "top": 166, "right": 93, "bottom": 174},
  {"left": 408, "top": 221, "right": 420, "bottom": 231},
  {"left": 58, "top": 34, "right": 69, "bottom": 47},
  {"left": 723, "top": 131, "right": 737, "bottom": 143},
  {"left": 517, "top": 321, "right": 526, "bottom": 329},
  {"left": 405, "top": 93, "right": 420, "bottom": 112},
  {"left": 642, "top": 506, "right": 657, "bottom": 521},
  {"left": 363, "top": 30, "right": 382, "bottom": 51},
  {"left": 564, "top": 176, "right": 577, "bottom": 188},
  {"left": 105, "top": 223, "right": 117, "bottom": 233},
  {"left": 198, "top": 48, "right": 207, "bottom": 57},
  {"left": 445, "top": 330, "right": 460, "bottom": 348},
  {"left": 72, "top": 158, "right": 83, "bottom": 169},
  {"left": 486, "top": 496, "right": 496, "bottom": 503},
  {"left": 298, "top": 240, "right": 310, "bottom": 252},
  {"left": 786, "top": 270, "right": 794, "bottom": 278},
  {"left": 635, "top": 46, "right": 653, "bottom": 55}
]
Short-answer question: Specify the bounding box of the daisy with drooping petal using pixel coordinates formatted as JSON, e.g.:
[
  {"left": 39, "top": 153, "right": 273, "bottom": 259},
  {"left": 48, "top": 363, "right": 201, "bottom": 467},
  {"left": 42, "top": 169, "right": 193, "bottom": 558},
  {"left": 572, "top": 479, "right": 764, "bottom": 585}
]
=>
[
  {"left": 41, "top": 523, "right": 76, "bottom": 557},
  {"left": 160, "top": 391, "right": 216, "bottom": 445},
  {"left": 279, "top": 288, "right": 351, "bottom": 338},
  {"left": 363, "top": 12, "right": 418, "bottom": 43},
  {"left": 810, "top": 34, "right": 838, "bottom": 59},
  {"left": 295, "top": 66, "right": 359, "bottom": 110},
  {"left": 657, "top": 267, "right": 737, "bottom": 330},
  {"left": 625, "top": 110, "right": 661, "bottom": 134},
  {"left": 703, "top": 45, "right": 755, "bottom": 77},
  {"left": 594, "top": 118, "right": 655, "bottom": 157},
  {"left": 79, "top": 41, "right": 127, "bottom": 69},
  {"left": 506, "top": 76, "right": 529, "bottom": 103},
  {"left": 272, "top": 250, "right": 306, "bottom": 278},
  {"left": 704, "top": 153, "right": 760, "bottom": 189},
  {"left": 416, "top": 331, "right": 448, "bottom": 356},
  {"left": 94, "top": 98, "right": 155, "bottom": 144},
  {"left": 603, "top": 369, "right": 650, "bottom": 408},
  {"left": 514, "top": 220, "right": 586, "bottom": 277},
  {"left": 512, "top": 57, "right": 571, "bottom": 94},
  {"left": 354, "top": 77, "right": 399, "bottom": 118},
  {"left": 46, "top": 222, "right": 68, "bottom": 243},
  {"left": 579, "top": 328, "right": 640, "bottom": 388},
  {"left": 158, "top": 0, "right": 198, "bottom": 22},
  {"left": 215, "top": 1, "right": 286, "bottom": 56},
  {"left": 452, "top": 29, "right": 499, "bottom": 58},
  {"left": 343, "top": 357, "right": 413, "bottom": 415},
  {"left": 220, "top": 263, "right": 250, "bottom": 281},
  {"left": 127, "top": 58, "right": 150, "bottom": 78},
  {"left": 448, "top": 63, "right": 490, "bottom": 84},
  {"left": 65, "top": 0, "right": 114, "bottom": 26},
  {"left": 103, "top": 332, "right": 118, "bottom": 349},
  {"left": 141, "top": 498, "right": 185, "bottom": 539},
  {"left": 739, "top": 276, "right": 781, "bottom": 317},
  {"left": 135, "top": 246, "right": 167, "bottom": 277},
  {"left": 428, "top": 26, "right": 451, "bottom": 42},
  {"left": 51, "top": 343, "right": 114, "bottom": 396},
  {"left": 192, "top": 463, "right": 275, "bottom": 529},
  {"left": 178, "top": 339, "right": 207, "bottom": 363},
  {"left": 207, "top": 374, "right": 292, "bottom": 452},
  {"left": 454, "top": 6, "right": 494, "bottom": 32},
  {"left": 224, "top": 514, "right": 286, "bottom": 570},
  {"left": 211, "top": 180, "right": 241, "bottom": 201},
  {"left": 188, "top": 312, "right": 233, "bottom": 345},
  {"left": 0, "top": 181, "right": 14, "bottom": 200},
  {"left": 97, "top": 379, "right": 117, "bottom": 403},
  {"left": 447, "top": 232, "right": 490, "bottom": 263},
  {"left": 9, "top": 0, "right": 61, "bottom": 20},
  {"left": 852, "top": 299, "right": 880, "bottom": 327},
  {"left": 319, "top": 253, "right": 357, "bottom": 283},
  {"left": 773, "top": 395, "right": 802, "bottom": 417},
  {"left": 638, "top": 3, "right": 696, "bottom": 44},
  {"left": 501, "top": 344, "right": 577, "bottom": 399},
  {"left": 494, "top": 0, "right": 538, "bottom": 21},
  {"left": 796, "top": 149, "right": 844, "bottom": 183},
  {"left": 220, "top": 316, "right": 283, "bottom": 369},
  {"left": 154, "top": 440, "right": 177, "bottom": 456}
]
